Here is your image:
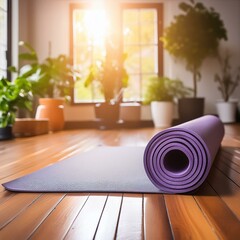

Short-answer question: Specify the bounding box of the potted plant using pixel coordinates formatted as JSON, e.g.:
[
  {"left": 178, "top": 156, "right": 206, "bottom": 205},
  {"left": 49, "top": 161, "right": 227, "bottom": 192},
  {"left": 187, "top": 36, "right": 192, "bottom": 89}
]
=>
[
  {"left": 84, "top": 48, "right": 129, "bottom": 128},
  {"left": 10, "top": 42, "right": 78, "bottom": 131},
  {"left": 34, "top": 54, "right": 78, "bottom": 131},
  {"left": 214, "top": 52, "right": 240, "bottom": 123},
  {"left": 161, "top": 0, "right": 227, "bottom": 121},
  {"left": 143, "top": 76, "right": 192, "bottom": 127},
  {"left": 0, "top": 77, "right": 32, "bottom": 140}
]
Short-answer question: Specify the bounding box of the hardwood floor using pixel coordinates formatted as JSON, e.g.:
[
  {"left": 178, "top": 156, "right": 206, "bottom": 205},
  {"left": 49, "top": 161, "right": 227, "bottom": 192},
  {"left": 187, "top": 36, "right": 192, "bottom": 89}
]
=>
[{"left": 0, "top": 125, "right": 239, "bottom": 239}]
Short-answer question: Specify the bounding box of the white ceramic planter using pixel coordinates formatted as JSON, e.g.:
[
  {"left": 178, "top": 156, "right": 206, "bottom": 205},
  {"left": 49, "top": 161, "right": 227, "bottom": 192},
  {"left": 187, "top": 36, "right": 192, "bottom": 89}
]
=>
[
  {"left": 216, "top": 101, "right": 238, "bottom": 123},
  {"left": 151, "top": 101, "right": 174, "bottom": 128}
]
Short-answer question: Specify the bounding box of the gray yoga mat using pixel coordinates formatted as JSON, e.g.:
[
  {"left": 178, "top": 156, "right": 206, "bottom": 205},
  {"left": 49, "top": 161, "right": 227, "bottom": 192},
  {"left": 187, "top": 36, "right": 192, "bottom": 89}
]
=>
[
  {"left": 3, "top": 115, "right": 224, "bottom": 193},
  {"left": 3, "top": 147, "right": 160, "bottom": 193}
]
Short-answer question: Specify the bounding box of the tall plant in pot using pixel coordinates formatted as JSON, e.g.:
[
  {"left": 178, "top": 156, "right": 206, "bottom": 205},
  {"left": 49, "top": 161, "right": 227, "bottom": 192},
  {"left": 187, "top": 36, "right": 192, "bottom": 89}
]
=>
[
  {"left": 143, "top": 76, "right": 192, "bottom": 128},
  {"left": 161, "top": 0, "right": 227, "bottom": 121},
  {"left": 214, "top": 53, "right": 240, "bottom": 123},
  {"left": 0, "top": 77, "right": 32, "bottom": 140},
  {"left": 84, "top": 48, "right": 129, "bottom": 128}
]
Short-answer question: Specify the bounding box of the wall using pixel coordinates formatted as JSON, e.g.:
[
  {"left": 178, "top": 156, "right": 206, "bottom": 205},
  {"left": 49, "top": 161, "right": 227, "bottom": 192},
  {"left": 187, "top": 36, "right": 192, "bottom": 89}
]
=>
[
  {"left": 18, "top": 0, "right": 240, "bottom": 121},
  {"left": 163, "top": 0, "right": 240, "bottom": 115}
]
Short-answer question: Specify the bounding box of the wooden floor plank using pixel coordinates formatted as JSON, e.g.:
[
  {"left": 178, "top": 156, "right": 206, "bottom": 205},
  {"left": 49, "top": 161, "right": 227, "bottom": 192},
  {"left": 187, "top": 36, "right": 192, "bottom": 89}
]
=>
[
  {"left": 195, "top": 183, "right": 240, "bottom": 240},
  {"left": 217, "top": 154, "right": 240, "bottom": 175},
  {"left": 221, "top": 135, "right": 240, "bottom": 148},
  {"left": 0, "top": 190, "right": 14, "bottom": 204},
  {"left": 0, "top": 193, "right": 41, "bottom": 229},
  {"left": 64, "top": 194, "right": 108, "bottom": 240},
  {"left": 224, "top": 124, "right": 240, "bottom": 139},
  {"left": 207, "top": 167, "right": 240, "bottom": 220},
  {"left": 220, "top": 148, "right": 240, "bottom": 168},
  {"left": 30, "top": 193, "right": 89, "bottom": 240},
  {"left": 215, "top": 160, "right": 240, "bottom": 187},
  {"left": 94, "top": 194, "right": 123, "bottom": 240},
  {"left": 0, "top": 137, "right": 97, "bottom": 182},
  {"left": 115, "top": 194, "right": 143, "bottom": 240},
  {"left": 0, "top": 138, "right": 103, "bottom": 187},
  {"left": 164, "top": 194, "right": 218, "bottom": 239},
  {"left": 144, "top": 194, "right": 173, "bottom": 240},
  {"left": 0, "top": 193, "right": 64, "bottom": 240}
]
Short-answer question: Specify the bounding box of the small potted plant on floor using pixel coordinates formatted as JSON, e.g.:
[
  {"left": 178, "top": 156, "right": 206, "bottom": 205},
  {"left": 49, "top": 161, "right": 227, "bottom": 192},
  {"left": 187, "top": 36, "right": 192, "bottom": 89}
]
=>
[
  {"left": 143, "top": 76, "right": 192, "bottom": 127},
  {"left": 214, "top": 52, "right": 240, "bottom": 123},
  {"left": 161, "top": 0, "right": 227, "bottom": 121},
  {"left": 0, "top": 77, "right": 32, "bottom": 140}
]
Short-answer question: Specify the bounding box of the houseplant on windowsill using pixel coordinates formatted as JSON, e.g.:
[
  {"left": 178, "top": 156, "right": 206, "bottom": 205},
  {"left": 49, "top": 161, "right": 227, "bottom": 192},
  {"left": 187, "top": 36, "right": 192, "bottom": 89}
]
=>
[
  {"left": 214, "top": 53, "right": 240, "bottom": 123},
  {"left": 161, "top": 0, "right": 227, "bottom": 122},
  {"left": 143, "top": 76, "right": 192, "bottom": 127},
  {"left": 84, "top": 50, "right": 129, "bottom": 128},
  {"left": 10, "top": 42, "right": 78, "bottom": 131},
  {"left": 0, "top": 77, "right": 32, "bottom": 140}
]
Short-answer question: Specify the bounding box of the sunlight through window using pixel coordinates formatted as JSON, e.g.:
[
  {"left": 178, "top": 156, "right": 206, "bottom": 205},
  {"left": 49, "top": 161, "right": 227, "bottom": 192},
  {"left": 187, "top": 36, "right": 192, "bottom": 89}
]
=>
[
  {"left": 71, "top": 3, "right": 163, "bottom": 103},
  {"left": 84, "top": 10, "right": 108, "bottom": 48}
]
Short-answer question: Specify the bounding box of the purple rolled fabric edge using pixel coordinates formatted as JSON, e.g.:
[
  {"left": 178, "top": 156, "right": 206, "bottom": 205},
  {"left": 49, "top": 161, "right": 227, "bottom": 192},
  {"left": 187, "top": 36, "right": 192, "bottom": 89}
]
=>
[{"left": 143, "top": 115, "right": 224, "bottom": 193}]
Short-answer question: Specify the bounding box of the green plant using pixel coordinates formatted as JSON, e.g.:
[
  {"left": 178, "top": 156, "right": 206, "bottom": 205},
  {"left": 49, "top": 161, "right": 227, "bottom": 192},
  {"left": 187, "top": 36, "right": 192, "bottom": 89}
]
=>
[
  {"left": 8, "top": 41, "right": 39, "bottom": 82},
  {"left": 161, "top": 0, "right": 227, "bottom": 98},
  {"left": 32, "top": 54, "right": 75, "bottom": 100},
  {"left": 0, "top": 77, "right": 32, "bottom": 128},
  {"left": 214, "top": 53, "right": 240, "bottom": 102},
  {"left": 84, "top": 51, "right": 129, "bottom": 103},
  {"left": 9, "top": 41, "right": 78, "bottom": 100},
  {"left": 143, "top": 76, "right": 192, "bottom": 105}
]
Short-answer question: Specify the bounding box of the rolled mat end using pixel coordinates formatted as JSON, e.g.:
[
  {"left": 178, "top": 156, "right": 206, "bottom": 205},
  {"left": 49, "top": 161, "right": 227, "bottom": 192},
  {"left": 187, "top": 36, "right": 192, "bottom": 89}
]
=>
[{"left": 143, "top": 115, "right": 224, "bottom": 193}]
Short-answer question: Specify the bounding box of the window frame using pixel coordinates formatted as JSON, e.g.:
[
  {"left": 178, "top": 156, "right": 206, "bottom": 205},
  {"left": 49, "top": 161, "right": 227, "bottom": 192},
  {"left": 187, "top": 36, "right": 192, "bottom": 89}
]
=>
[
  {"left": 7, "top": 0, "right": 12, "bottom": 80},
  {"left": 0, "top": 0, "right": 11, "bottom": 79},
  {"left": 69, "top": 2, "right": 163, "bottom": 105}
]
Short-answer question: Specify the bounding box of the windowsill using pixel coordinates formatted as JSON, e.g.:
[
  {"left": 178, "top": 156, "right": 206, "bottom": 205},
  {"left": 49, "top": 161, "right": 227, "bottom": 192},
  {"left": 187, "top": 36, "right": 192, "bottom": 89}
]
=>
[{"left": 64, "top": 120, "right": 154, "bottom": 129}]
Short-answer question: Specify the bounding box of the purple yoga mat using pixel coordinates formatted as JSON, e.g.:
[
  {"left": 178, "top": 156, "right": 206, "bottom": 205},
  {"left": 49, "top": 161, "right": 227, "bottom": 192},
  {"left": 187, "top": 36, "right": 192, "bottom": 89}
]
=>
[
  {"left": 144, "top": 115, "right": 224, "bottom": 193},
  {"left": 3, "top": 115, "right": 224, "bottom": 194}
]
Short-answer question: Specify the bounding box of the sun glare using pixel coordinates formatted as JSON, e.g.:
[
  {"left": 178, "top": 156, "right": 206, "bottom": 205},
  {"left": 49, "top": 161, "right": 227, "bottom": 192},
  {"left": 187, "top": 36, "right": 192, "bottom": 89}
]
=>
[{"left": 84, "top": 9, "right": 108, "bottom": 47}]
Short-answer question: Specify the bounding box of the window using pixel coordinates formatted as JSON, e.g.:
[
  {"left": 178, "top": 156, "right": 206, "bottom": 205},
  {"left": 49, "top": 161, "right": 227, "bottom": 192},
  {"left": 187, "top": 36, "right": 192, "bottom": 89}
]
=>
[
  {"left": 0, "top": 0, "right": 9, "bottom": 78},
  {"left": 122, "top": 4, "right": 163, "bottom": 102},
  {"left": 70, "top": 3, "right": 163, "bottom": 103}
]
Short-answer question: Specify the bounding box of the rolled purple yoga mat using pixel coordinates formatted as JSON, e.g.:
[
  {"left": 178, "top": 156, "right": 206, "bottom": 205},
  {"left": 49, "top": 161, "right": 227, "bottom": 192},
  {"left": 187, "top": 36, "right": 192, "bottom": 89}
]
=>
[
  {"left": 3, "top": 115, "right": 224, "bottom": 194},
  {"left": 144, "top": 115, "right": 224, "bottom": 193}
]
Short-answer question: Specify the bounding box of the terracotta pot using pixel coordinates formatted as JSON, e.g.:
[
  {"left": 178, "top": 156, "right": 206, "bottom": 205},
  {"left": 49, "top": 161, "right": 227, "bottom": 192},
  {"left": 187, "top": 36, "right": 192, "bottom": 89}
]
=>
[{"left": 35, "top": 98, "right": 64, "bottom": 131}]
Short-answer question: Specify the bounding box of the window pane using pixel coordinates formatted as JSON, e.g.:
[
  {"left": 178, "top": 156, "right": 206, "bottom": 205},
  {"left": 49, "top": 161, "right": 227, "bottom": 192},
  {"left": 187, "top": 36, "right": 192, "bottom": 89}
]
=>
[
  {"left": 74, "top": 80, "right": 92, "bottom": 102},
  {"left": 141, "top": 45, "right": 158, "bottom": 73},
  {"left": 142, "top": 74, "right": 157, "bottom": 100},
  {"left": 123, "top": 74, "right": 141, "bottom": 101},
  {"left": 124, "top": 45, "right": 141, "bottom": 74},
  {"left": 123, "top": 7, "right": 160, "bottom": 102},
  {"left": 123, "top": 10, "right": 139, "bottom": 45},
  {"left": 0, "top": 0, "right": 7, "bottom": 78},
  {"left": 140, "top": 10, "right": 157, "bottom": 44},
  {"left": 123, "top": 22, "right": 139, "bottom": 44},
  {"left": 72, "top": 8, "right": 106, "bottom": 103}
]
